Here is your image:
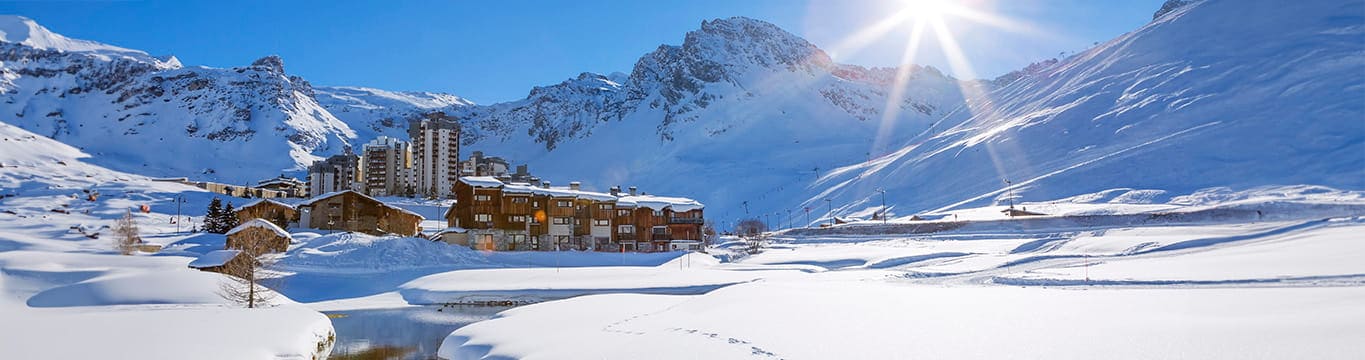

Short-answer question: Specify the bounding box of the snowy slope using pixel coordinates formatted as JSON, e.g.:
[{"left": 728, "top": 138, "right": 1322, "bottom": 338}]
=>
[
  {"left": 449, "top": 17, "right": 974, "bottom": 220},
  {"left": 0, "top": 16, "right": 356, "bottom": 183},
  {"left": 313, "top": 85, "right": 473, "bottom": 142},
  {"left": 797, "top": 0, "right": 1365, "bottom": 222}
]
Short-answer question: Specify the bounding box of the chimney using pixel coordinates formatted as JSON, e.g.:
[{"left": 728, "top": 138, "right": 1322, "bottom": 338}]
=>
[
  {"left": 628, "top": 186, "right": 637, "bottom": 196},
  {"left": 610, "top": 186, "right": 621, "bottom": 196},
  {"left": 542, "top": 181, "right": 551, "bottom": 189},
  {"left": 569, "top": 182, "right": 581, "bottom": 191}
]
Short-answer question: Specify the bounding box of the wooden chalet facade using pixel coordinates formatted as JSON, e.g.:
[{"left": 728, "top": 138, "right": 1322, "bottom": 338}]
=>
[
  {"left": 447, "top": 177, "right": 704, "bottom": 252},
  {"left": 225, "top": 219, "right": 293, "bottom": 255},
  {"left": 234, "top": 199, "right": 299, "bottom": 226},
  {"left": 297, "top": 190, "right": 424, "bottom": 236}
]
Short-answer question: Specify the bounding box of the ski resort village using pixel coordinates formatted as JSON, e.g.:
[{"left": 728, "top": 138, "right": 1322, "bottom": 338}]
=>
[{"left": 1, "top": 0, "right": 1363, "bottom": 359}]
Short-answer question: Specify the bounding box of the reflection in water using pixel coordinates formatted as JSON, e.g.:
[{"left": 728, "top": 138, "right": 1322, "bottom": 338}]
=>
[{"left": 327, "top": 305, "right": 511, "bottom": 360}]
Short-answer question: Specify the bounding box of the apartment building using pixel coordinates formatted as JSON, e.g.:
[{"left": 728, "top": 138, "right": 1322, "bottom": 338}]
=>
[
  {"left": 361, "top": 136, "right": 412, "bottom": 197},
  {"left": 446, "top": 177, "right": 704, "bottom": 252},
  {"left": 408, "top": 112, "right": 461, "bottom": 198},
  {"left": 306, "top": 146, "right": 361, "bottom": 197}
]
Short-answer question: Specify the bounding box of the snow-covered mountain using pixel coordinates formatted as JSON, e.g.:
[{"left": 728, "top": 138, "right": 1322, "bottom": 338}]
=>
[
  {"left": 313, "top": 85, "right": 472, "bottom": 142},
  {"left": 443, "top": 17, "right": 975, "bottom": 222},
  {"left": 2, "top": 0, "right": 1360, "bottom": 222},
  {"left": 798, "top": 0, "right": 1365, "bottom": 223},
  {"left": 0, "top": 14, "right": 974, "bottom": 219},
  {"left": 0, "top": 15, "right": 357, "bottom": 183}
]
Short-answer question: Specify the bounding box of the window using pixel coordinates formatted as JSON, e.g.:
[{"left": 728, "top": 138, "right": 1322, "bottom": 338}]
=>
[
  {"left": 618, "top": 225, "right": 635, "bottom": 233},
  {"left": 552, "top": 217, "right": 571, "bottom": 225},
  {"left": 474, "top": 194, "right": 491, "bottom": 201},
  {"left": 593, "top": 219, "right": 610, "bottom": 226},
  {"left": 652, "top": 226, "right": 668, "bottom": 235},
  {"left": 511, "top": 197, "right": 528, "bottom": 203},
  {"left": 653, "top": 210, "right": 664, "bottom": 217},
  {"left": 557, "top": 200, "right": 572, "bottom": 207},
  {"left": 508, "top": 215, "right": 527, "bottom": 223},
  {"left": 617, "top": 209, "right": 631, "bottom": 217},
  {"left": 474, "top": 214, "right": 491, "bottom": 222},
  {"left": 599, "top": 204, "right": 612, "bottom": 210},
  {"left": 533, "top": 201, "right": 540, "bottom": 208}
]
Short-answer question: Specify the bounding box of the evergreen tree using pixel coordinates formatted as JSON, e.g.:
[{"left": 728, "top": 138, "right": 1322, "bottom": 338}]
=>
[
  {"left": 222, "top": 203, "right": 240, "bottom": 231},
  {"left": 205, "top": 198, "right": 224, "bottom": 233}
]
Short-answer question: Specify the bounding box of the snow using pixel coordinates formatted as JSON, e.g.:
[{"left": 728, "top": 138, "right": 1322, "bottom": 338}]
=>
[
  {"left": 0, "top": 15, "right": 161, "bottom": 63},
  {"left": 0, "top": 123, "right": 332, "bottom": 359},
  {"left": 225, "top": 218, "right": 292, "bottom": 238},
  {"left": 188, "top": 249, "right": 243, "bottom": 268},
  {"left": 617, "top": 194, "right": 705, "bottom": 212},
  {"left": 458, "top": 176, "right": 505, "bottom": 189},
  {"left": 440, "top": 283, "right": 1365, "bottom": 360},
  {"left": 397, "top": 255, "right": 790, "bottom": 304}
]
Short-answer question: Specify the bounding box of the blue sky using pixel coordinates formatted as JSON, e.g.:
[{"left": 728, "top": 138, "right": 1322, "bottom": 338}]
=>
[{"left": 3, "top": 0, "right": 1164, "bottom": 104}]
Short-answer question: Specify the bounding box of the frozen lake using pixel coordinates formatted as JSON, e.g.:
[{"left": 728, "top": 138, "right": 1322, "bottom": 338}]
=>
[{"left": 326, "top": 305, "right": 512, "bottom": 359}]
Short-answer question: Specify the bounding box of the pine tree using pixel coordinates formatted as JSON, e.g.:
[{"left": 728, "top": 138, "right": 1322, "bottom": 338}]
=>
[
  {"left": 205, "top": 198, "right": 224, "bottom": 233},
  {"left": 222, "top": 203, "right": 240, "bottom": 231}
]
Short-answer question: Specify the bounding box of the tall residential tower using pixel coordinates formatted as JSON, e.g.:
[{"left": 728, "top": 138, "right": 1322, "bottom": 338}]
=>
[{"left": 408, "top": 112, "right": 461, "bottom": 198}]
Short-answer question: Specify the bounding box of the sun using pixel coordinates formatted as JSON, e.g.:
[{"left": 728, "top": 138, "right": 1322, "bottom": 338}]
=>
[{"left": 900, "top": 0, "right": 953, "bottom": 21}]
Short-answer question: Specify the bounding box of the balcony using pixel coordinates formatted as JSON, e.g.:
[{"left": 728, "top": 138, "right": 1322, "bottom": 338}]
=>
[{"left": 668, "top": 217, "right": 704, "bottom": 225}]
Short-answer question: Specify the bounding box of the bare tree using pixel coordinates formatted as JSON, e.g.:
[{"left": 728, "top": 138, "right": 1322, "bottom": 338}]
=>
[
  {"left": 218, "top": 230, "right": 282, "bottom": 308},
  {"left": 735, "top": 218, "right": 767, "bottom": 237},
  {"left": 112, "top": 210, "right": 140, "bottom": 255}
]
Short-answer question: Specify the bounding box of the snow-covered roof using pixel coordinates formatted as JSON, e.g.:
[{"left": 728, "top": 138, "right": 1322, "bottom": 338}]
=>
[
  {"left": 459, "top": 176, "right": 505, "bottom": 188},
  {"left": 256, "top": 176, "right": 303, "bottom": 187},
  {"left": 616, "top": 195, "right": 704, "bottom": 212},
  {"left": 239, "top": 198, "right": 294, "bottom": 210},
  {"left": 225, "top": 218, "right": 292, "bottom": 239},
  {"left": 500, "top": 183, "right": 618, "bottom": 201},
  {"left": 297, "top": 190, "right": 425, "bottom": 219},
  {"left": 188, "top": 250, "right": 242, "bottom": 268},
  {"left": 429, "top": 227, "right": 468, "bottom": 240}
]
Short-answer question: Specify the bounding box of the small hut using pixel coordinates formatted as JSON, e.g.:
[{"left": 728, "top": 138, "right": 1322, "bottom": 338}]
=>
[
  {"left": 188, "top": 249, "right": 253, "bottom": 276},
  {"left": 225, "top": 219, "right": 293, "bottom": 255},
  {"left": 235, "top": 199, "right": 299, "bottom": 227}
]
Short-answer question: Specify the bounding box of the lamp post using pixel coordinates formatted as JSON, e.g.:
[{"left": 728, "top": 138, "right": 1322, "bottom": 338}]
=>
[
  {"left": 1004, "top": 179, "right": 1015, "bottom": 216},
  {"left": 786, "top": 209, "right": 793, "bottom": 229},
  {"left": 875, "top": 188, "right": 887, "bottom": 224},
  {"left": 173, "top": 194, "right": 186, "bottom": 233}
]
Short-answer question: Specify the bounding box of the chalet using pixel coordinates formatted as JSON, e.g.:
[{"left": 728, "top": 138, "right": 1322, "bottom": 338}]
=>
[
  {"left": 447, "top": 177, "right": 704, "bottom": 252},
  {"left": 225, "top": 219, "right": 293, "bottom": 255},
  {"left": 615, "top": 193, "right": 705, "bottom": 252},
  {"left": 297, "top": 190, "right": 424, "bottom": 236},
  {"left": 256, "top": 174, "right": 307, "bottom": 197},
  {"left": 234, "top": 198, "right": 299, "bottom": 226},
  {"left": 188, "top": 249, "right": 254, "bottom": 277}
]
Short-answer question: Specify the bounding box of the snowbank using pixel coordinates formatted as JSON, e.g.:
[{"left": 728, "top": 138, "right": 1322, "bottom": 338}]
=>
[{"left": 440, "top": 281, "right": 1365, "bottom": 360}]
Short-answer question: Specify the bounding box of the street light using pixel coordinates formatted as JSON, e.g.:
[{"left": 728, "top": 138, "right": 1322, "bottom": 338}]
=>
[
  {"left": 1004, "top": 178, "right": 1015, "bottom": 215},
  {"left": 173, "top": 194, "right": 187, "bottom": 233},
  {"left": 875, "top": 188, "right": 887, "bottom": 224}
]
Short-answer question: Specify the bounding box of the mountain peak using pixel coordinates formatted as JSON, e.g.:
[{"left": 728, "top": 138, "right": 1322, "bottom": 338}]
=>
[
  {"left": 0, "top": 15, "right": 149, "bottom": 57},
  {"left": 684, "top": 17, "right": 829, "bottom": 69},
  {"left": 251, "top": 55, "right": 286, "bottom": 73}
]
